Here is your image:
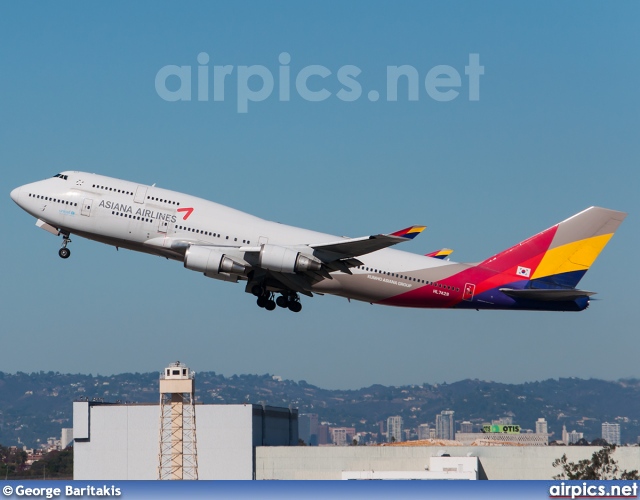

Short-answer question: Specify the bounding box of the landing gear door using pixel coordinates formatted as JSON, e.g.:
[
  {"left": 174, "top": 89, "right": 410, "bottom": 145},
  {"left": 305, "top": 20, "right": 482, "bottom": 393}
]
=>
[{"left": 81, "top": 198, "right": 93, "bottom": 217}]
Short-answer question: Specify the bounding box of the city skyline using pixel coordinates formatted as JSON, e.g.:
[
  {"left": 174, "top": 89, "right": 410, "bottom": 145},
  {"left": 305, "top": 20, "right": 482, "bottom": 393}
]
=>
[{"left": 1, "top": 369, "right": 636, "bottom": 448}]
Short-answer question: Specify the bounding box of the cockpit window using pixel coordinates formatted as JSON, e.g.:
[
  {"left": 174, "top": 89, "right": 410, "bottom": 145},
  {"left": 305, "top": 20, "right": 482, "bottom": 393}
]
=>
[{"left": 53, "top": 173, "right": 69, "bottom": 180}]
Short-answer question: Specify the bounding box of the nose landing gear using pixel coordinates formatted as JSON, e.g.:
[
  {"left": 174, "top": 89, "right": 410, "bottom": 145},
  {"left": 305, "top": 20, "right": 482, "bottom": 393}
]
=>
[{"left": 58, "top": 234, "right": 72, "bottom": 259}]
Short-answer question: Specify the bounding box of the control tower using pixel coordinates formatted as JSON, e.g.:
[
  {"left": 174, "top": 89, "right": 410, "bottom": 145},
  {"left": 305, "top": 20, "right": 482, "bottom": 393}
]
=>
[{"left": 158, "top": 361, "right": 198, "bottom": 480}]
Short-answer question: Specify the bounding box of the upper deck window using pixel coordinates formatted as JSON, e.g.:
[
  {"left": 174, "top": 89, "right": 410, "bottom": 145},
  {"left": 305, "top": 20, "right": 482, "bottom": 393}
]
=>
[{"left": 53, "top": 173, "right": 69, "bottom": 180}]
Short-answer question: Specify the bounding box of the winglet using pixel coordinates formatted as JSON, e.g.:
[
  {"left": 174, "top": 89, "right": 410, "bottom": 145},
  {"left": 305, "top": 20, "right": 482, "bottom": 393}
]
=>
[
  {"left": 426, "top": 248, "right": 453, "bottom": 259},
  {"left": 390, "top": 225, "right": 426, "bottom": 240}
]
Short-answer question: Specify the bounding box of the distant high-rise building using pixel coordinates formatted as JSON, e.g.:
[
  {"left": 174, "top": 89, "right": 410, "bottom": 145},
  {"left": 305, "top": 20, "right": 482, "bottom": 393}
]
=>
[
  {"left": 536, "top": 418, "right": 548, "bottom": 435},
  {"left": 602, "top": 423, "right": 621, "bottom": 445},
  {"left": 317, "top": 424, "right": 329, "bottom": 445},
  {"left": 418, "top": 424, "right": 430, "bottom": 440},
  {"left": 460, "top": 421, "right": 474, "bottom": 434},
  {"left": 329, "top": 427, "right": 356, "bottom": 446},
  {"left": 61, "top": 428, "right": 73, "bottom": 449},
  {"left": 387, "top": 416, "right": 404, "bottom": 443},
  {"left": 429, "top": 428, "right": 436, "bottom": 439},
  {"left": 562, "top": 425, "right": 569, "bottom": 445},
  {"left": 567, "top": 430, "right": 584, "bottom": 444},
  {"left": 299, "top": 413, "right": 319, "bottom": 445},
  {"left": 436, "top": 410, "right": 455, "bottom": 440}
]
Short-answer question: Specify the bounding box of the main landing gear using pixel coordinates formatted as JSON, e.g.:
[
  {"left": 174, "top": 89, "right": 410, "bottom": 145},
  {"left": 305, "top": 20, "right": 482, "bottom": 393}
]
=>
[
  {"left": 58, "top": 234, "right": 72, "bottom": 259},
  {"left": 251, "top": 285, "right": 302, "bottom": 313}
]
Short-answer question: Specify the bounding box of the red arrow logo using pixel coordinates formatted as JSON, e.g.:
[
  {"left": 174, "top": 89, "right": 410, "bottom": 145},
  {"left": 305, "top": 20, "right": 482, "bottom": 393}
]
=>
[{"left": 177, "top": 207, "right": 194, "bottom": 220}]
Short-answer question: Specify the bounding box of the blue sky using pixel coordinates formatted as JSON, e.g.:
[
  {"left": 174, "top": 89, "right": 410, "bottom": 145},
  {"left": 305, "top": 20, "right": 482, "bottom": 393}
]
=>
[{"left": 2, "top": 2, "right": 638, "bottom": 389}]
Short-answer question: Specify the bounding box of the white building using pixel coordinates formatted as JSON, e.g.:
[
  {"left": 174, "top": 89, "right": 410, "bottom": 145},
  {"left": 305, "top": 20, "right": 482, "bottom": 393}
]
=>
[
  {"left": 562, "top": 425, "right": 569, "bottom": 445},
  {"left": 460, "top": 421, "right": 474, "bottom": 434},
  {"left": 535, "top": 418, "right": 548, "bottom": 435},
  {"left": 602, "top": 422, "right": 621, "bottom": 445},
  {"left": 567, "top": 430, "right": 584, "bottom": 445},
  {"left": 342, "top": 456, "right": 478, "bottom": 480},
  {"left": 256, "top": 446, "right": 640, "bottom": 480},
  {"left": 61, "top": 428, "right": 73, "bottom": 449},
  {"left": 387, "top": 416, "right": 404, "bottom": 443},
  {"left": 436, "top": 410, "right": 455, "bottom": 440},
  {"left": 73, "top": 401, "right": 297, "bottom": 479},
  {"left": 417, "top": 424, "right": 430, "bottom": 440},
  {"left": 330, "top": 427, "right": 355, "bottom": 446}
]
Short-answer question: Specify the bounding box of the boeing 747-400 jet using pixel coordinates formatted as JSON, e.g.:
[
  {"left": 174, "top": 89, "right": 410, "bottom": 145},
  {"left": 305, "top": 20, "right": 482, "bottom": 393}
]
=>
[{"left": 10, "top": 172, "right": 626, "bottom": 313}]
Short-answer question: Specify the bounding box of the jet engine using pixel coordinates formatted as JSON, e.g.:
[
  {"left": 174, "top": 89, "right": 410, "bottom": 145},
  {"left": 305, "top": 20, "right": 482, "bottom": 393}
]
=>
[
  {"left": 259, "top": 244, "right": 322, "bottom": 273},
  {"left": 184, "top": 245, "right": 246, "bottom": 275}
]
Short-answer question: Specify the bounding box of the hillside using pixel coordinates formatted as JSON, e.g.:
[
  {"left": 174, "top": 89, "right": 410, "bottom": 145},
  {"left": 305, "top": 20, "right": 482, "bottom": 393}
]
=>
[{"left": 0, "top": 371, "right": 638, "bottom": 447}]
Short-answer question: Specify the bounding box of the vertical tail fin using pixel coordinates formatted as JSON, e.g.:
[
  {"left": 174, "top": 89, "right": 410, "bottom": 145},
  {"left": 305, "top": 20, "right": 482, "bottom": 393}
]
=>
[{"left": 479, "top": 207, "right": 627, "bottom": 289}]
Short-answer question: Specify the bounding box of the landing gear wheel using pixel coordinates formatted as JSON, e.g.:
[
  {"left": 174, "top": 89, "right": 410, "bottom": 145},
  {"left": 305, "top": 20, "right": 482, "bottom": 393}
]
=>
[
  {"left": 265, "top": 300, "right": 276, "bottom": 311},
  {"left": 251, "top": 285, "right": 265, "bottom": 297},
  {"left": 288, "top": 301, "right": 302, "bottom": 313},
  {"left": 257, "top": 296, "right": 268, "bottom": 308},
  {"left": 276, "top": 296, "right": 288, "bottom": 308},
  {"left": 59, "top": 233, "right": 72, "bottom": 259}
]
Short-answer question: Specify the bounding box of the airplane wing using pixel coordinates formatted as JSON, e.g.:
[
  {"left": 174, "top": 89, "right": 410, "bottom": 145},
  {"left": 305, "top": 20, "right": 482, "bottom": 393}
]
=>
[
  {"left": 309, "top": 225, "right": 426, "bottom": 259},
  {"left": 145, "top": 226, "right": 426, "bottom": 298},
  {"left": 247, "top": 226, "right": 426, "bottom": 297}
]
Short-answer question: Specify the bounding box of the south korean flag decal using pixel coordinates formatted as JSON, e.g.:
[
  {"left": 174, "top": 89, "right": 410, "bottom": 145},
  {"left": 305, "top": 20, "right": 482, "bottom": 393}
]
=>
[{"left": 516, "top": 266, "right": 531, "bottom": 278}]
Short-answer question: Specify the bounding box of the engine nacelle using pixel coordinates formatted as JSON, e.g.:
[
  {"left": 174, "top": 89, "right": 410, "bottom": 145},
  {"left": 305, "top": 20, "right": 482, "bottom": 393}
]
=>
[
  {"left": 259, "top": 244, "right": 322, "bottom": 273},
  {"left": 184, "top": 245, "right": 246, "bottom": 275}
]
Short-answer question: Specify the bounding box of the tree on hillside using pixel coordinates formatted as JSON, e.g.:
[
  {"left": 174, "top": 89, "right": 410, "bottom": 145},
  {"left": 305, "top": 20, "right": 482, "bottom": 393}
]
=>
[
  {"left": 25, "top": 447, "right": 73, "bottom": 478},
  {"left": 0, "top": 445, "right": 27, "bottom": 478},
  {"left": 553, "top": 445, "right": 639, "bottom": 480}
]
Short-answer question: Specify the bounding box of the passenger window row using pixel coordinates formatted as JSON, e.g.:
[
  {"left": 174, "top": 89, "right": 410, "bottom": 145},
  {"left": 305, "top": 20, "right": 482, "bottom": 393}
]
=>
[
  {"left": 147, "top": 195, "right": 180, "bottom": 206},
  {"left": 28, "top": 193, "right": 78, "bottom": 207},
  {"left": 93, "top": 184, "right": 133, "bottom": 196},
  {"left": 174, "top": 225, "right": 250, "bottom": 244},
  {"left": 357, "top": 265, "right": 460, "bottom": 292},
  {"left": 111, "top": 211, "right": 153, "bottom": 223}
]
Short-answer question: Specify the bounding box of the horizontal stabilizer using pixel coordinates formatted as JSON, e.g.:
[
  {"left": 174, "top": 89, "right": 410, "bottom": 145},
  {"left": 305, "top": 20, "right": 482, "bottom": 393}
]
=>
[{"left": 499, "top": 288, "right": 596, "bottom": 301}]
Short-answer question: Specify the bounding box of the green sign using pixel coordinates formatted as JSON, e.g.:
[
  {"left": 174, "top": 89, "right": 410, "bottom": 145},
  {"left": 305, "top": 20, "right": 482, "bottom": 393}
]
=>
[{"left": 482, "top": 424, "right": 521, "bottom": 434}]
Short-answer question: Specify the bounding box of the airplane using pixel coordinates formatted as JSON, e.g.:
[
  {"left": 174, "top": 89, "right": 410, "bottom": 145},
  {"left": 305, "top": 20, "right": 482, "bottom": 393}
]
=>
[{"left": 10, "top": 172, "right": 626, "bottom": 313}]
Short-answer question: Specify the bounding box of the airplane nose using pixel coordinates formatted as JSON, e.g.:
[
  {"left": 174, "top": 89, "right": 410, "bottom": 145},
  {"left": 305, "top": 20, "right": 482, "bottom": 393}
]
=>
[{"left": 10, "top": 186, "right": 21, "bottom": 204}]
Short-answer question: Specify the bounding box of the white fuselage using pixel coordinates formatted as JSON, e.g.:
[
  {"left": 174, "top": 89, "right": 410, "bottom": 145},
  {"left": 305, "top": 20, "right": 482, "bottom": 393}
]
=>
[{"left": 10, "top": 171, "right": 462, "bottom": 306}]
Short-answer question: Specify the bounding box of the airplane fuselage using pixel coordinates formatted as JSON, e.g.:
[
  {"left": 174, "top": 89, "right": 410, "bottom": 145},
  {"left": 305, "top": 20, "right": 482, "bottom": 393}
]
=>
[{"left": 10, "top": 172, "right": 626, "bottom": 312}]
